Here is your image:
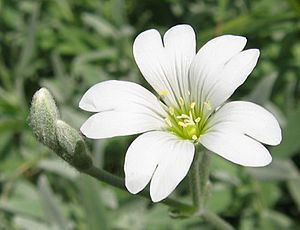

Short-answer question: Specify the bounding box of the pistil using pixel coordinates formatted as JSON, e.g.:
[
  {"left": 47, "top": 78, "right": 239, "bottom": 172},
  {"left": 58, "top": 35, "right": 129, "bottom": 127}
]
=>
[{"left": 164, "top": 97, "right": 205, "bottom": 141}]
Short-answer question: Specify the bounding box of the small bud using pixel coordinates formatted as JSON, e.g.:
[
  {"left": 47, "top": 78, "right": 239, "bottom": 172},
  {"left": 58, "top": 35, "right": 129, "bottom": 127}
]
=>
[
  {"left": 29, "top": 88, "right": 60, "bottom": 151},
  {"left": 56, "top": 120, "right": 92, "bottom": 170}
]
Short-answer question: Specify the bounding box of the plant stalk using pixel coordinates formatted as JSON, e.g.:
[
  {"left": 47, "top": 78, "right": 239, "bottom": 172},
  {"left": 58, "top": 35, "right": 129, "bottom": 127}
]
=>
[
  {"left": 201, "top": 210, "right": 235, "bottom": 230},
  {"left": 189, "top": 147, "right": 235, "bottom": 229},
  {"left": 189, "top": 145, "right": 211, "bottom": 211}
]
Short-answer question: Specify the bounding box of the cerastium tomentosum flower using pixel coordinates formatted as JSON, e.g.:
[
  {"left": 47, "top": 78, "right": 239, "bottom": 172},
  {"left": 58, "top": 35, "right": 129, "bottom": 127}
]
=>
[{"left": 79, "top": 25, "right": 282, "bottom": 202}]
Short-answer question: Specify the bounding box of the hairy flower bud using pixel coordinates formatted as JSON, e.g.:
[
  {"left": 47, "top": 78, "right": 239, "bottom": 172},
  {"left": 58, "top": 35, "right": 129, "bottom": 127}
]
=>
[
  {"left": 56, "top": 120, "right": 92, "bottom": 170},
  {"left": 29, "top": 88, "right": 60, "bottom": 151},
  {"left": 29, "top": 88, "right": 93, "bottom": 171}
]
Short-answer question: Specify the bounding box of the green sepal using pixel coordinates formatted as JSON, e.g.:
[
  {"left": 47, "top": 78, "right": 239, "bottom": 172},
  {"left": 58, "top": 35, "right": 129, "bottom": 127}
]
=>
[
  {"left": 55, "top": 120, "right": 92, "bottom": 170},
  {"left": 29, "top": 88, "right": 60, "bottom": 151}
]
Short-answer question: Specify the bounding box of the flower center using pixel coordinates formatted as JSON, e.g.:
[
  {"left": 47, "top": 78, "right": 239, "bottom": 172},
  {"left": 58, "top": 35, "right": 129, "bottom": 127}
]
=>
[{"left": 163, "top": 97, "right": 207, "bottom": 142}]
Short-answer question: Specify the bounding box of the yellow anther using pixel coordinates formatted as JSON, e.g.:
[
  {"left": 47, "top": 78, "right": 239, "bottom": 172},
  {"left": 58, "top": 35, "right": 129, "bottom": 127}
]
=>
[
  {"left": 164, "top": 118, "right": 172, "bottom": 127},
  {"left": 179, "top": 97, "right": 185, "bottom": 106},
  {"left": 192, "top": 135, "right": 198, "bottom": 141},
  {"left": 184, "top": 121, "right": 194, "bottom": 126},
  {"left": 204, "top": 101, "right": 212, "bottom": 110},
  {"left": 178, "top": 121, "right": 187, "bottom": 127},
  {"left": 187, "top": 90, "right": 191, "bottom": 96},
  {"left": 176, "top": 114, "right": 190, "bottom": 119},
  {"left": 195, "top": 117, "right": 201, "bottom": 123},
  {"left": 159, "top": 89, "right": 169, "bottom": 96},
  {"left": 168, "top": 106, "right": 175, "bottom": 115},
  {"left": 190, "top": 102, "right": 196, "bottom": 109}
]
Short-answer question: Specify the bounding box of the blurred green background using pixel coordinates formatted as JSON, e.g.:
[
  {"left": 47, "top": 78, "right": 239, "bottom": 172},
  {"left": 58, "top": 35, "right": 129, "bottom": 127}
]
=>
[{"left": 1, "top": 0, "right": 300, "bottom": 229}]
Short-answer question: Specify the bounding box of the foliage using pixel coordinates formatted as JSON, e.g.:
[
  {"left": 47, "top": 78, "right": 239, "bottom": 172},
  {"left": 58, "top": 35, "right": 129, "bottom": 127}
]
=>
[{"left": 1, "top": 0, "right": 300, "bottom": 229}]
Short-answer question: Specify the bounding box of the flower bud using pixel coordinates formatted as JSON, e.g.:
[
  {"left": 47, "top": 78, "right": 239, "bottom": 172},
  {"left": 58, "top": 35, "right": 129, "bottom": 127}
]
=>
[
  {"left": 29, "top": 88, "right": 60, "bottom": 151},
  {"left": 56, "top": 120, "right": 92, "bottom": 170}
]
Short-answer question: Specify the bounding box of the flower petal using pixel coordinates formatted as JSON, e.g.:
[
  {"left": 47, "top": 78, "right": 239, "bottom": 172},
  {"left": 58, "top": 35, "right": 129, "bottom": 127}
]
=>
[
  {"left": 205, "top": 101, "right": 282, "bottom": 145},
  {"left": 133, "top": 29, "right": 176, "bottom": 105},
  {"left": 80, "top": 111, "right": 165, "bottom": 139},
  {"left": 125, "top": 131, "right": 195, "bottom": 201},
  {"left": 79, "top": 80, "right": 166, "bottom": 117},
  {"left": 133, "top": 25, "right": 196, "bottom": 106},
  {"left": 125, "top": 131, "right": 172, "bottom": 194},
  {"left": 206, "top": 49, "right": 260, "bottom": 109},
  {"left": 188, "top": 35, "right": 247, "bottom": 113},
  {"left": 200, "top": 130, "right": 272, "bottom": 167},
  {"left": 150, "top": 134, "right": 195, "bottom": 202},
  {"left": 163, "top": 25, "right": 196, "bottom": 100}
]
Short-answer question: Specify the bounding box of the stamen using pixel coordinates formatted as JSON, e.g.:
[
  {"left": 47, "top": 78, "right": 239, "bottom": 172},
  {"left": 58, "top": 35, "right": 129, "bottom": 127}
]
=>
[
  {"left": 189, "top": 111, "right": 193, "bottom": 120},
  {"left": 164, "top": 118, "right": 172, "bottom": 127},
  {"left": 204, "top": 101, "right": 212, "bottom": 111},
  {"left": 163, "top": 94, "right": 205, "bottom": 141},
  {"left": 195, "top": 117, "right": 201, "bottom": 123},
  {"left": 168, "top": 106, "right": 175, "bottom": 115},
  {"left": 178, "top": 121, "right": 187, "bottom": 127},
  {"left": 184, "top": 121, "right": 194, "bottom": 126},
  {"left": 190, "top": 102, "right": 196, "bottom": 109},
  {"left": 187, "top": 90, "right": 191, "bottom": 96},
  {"left": 179, "top": 97, "right": 185, "bottom": 106},
  {"left": 159, "top": 89, "right": 169, "bottom": 96},
  {"left": 176, "top": 114, "right": 190, "bottom": 119}
]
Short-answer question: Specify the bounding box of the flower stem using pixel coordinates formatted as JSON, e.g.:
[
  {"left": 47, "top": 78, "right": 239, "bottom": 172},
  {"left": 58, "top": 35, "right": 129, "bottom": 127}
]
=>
[
  {"left": 199, "top": 149, "right": 211, "bottom": 209},
  {"left": 201, "top": 210, "right": 235, "bottom": 230},
  {"left": 83, "top": 165, "right": 192, "bottom": 211},
  {"left": 189, "top": 147, "right": 235, "bottom": 229},
  {"left": 189, "top": 150, "right": 201, "bottom": 208},
  {"left": 189, "top": 145, "right": 211, "bottom": 211}
]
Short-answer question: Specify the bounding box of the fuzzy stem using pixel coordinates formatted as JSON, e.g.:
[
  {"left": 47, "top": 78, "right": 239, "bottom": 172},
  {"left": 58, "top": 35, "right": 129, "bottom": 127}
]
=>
[
  {"left": 189, "top": 145, "right": 211, "bottom": 211},
  {"left": 189, "top": 150, "right": 201, "bottom": 208},
  {"left": 189, "top": 147, "right": 234, "bottom": 229},
  {"left": 201, "top": 210, "right": 235, "bottom": 230},
  {"left": 198, "top": 149, "right": 211, "bottom": 209}
]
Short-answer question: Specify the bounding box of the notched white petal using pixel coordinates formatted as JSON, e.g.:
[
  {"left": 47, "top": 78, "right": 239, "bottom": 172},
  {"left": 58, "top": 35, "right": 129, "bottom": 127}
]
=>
[
  {"left": 163, "top": 24, "right": 196, "bottom": 100},
  {"left": 133, "top": 29, "right": 178, "bottom": 105},
  {"left": 124, "top": 131, "right": 195, "bottom": 202},
  {"left": 124, "top": 131, "right": 168, "bottom": 194},
  {"left": 207, "top": 49, "right": 260, "bottom": 109},
  {"left": 80, "top": 111, "right": 165, "bottom": 139},
  {"left": 79, "top": 80, "right": 166, "bottom": 116},
  {"left": 150, "top": 138, "right": 195, "bottom": 202},
  {"left": 206, "top": 101, "right": 282, "bottom": 146},
  {"left": 133, "top": 25, "right": 197, "bottom": 106},
  {"left": 200, "top": 131, "right": 272, "bottom": 167},
  {"left": 195, "top": 35, "right": 247, "bottom": 64},
  {"left": 189, "top": 34, "right": 248, "bottom": 110}
]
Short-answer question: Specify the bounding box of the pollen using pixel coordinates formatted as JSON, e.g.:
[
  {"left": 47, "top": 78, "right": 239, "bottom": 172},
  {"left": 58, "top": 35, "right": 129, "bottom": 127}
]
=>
[
  {"left": 204, "top": 101, "right": 212, "bottom": 111},
  {"left": 178, "top": 121, "right": 188, "bottom": 127},
  {"left": 190, "top": 102, "right": 196, "bottom": 109},
  {"left": 159, "top": 89, "right": 169, "bottom": 96},
  {"left": 176, "top": 114, "right": 190, "bottom": 119},
  {"left": 163, "top": 98, "right": 208, "bottom": 141},
  {"left": 168, "top": 106, "right": 175, "bottom": 115},
  {"left": 179, "top": 97, "right": 185, "bottom": 106},
  {"left": 164, "top": 118, "right": 172, "bottom": 127}
]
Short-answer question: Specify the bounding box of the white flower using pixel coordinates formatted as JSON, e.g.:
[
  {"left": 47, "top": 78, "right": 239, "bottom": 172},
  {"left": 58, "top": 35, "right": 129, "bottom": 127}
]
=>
[{"left": 79, "top": 25, "right": 282, "bottom": 202}]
